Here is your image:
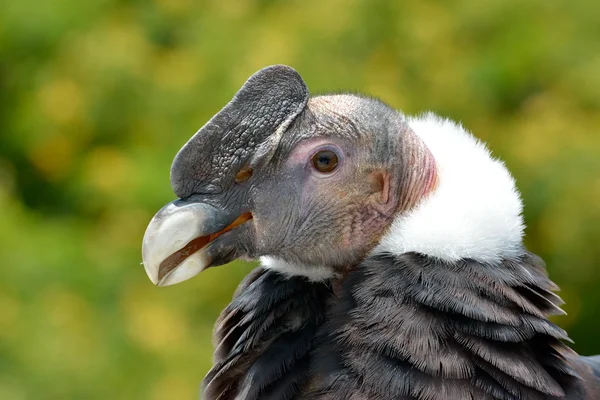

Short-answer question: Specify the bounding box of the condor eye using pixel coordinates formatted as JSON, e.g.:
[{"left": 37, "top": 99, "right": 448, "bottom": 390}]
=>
[{"left": 311, "top": 150, "right": 339, "bottom": 173}]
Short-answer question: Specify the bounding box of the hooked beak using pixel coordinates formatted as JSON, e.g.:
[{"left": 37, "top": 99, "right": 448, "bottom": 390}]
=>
[{"left": 142, "top": 199, "right": 252, "bottom": 286}]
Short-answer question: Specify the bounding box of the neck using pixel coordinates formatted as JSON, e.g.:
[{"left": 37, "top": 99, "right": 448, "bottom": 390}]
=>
[
  {"left": 313, "top": 250, "right": 579, "bottom": 399},
  {"left": 374, "top": 112, "right": 525, "bottom": 264},
  {"left": 394, "top": 122, "right": 439, "bottom": 214}
]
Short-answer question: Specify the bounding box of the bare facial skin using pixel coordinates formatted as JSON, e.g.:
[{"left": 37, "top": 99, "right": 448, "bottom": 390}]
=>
[{"left": 142, "top": 68, "right": 437, "bottom": 285}]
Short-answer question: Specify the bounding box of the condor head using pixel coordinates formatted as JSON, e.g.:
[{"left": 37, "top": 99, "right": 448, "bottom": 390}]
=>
[{"left": 142, "top": 65, "right": 436, "bottom": 286}]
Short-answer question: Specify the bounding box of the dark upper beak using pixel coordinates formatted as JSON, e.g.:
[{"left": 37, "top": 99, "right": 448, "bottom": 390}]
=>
[{"left": 141, "top": 198, "right": 252, "bottom": 286}]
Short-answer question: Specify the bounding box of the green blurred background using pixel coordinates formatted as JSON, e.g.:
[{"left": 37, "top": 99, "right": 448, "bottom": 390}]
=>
[{"left": 1, "top": 0, "right": 599, "bottom": 398}]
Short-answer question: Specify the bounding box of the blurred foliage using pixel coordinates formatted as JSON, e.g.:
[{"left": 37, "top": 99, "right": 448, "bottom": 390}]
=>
[{"left": 0, "top": 0, "right": 599, "bottom": 398}]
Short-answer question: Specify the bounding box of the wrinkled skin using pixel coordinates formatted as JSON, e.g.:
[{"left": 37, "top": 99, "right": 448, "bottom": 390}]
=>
[
  {"left": 142, "top": 66, "right": 435, "bottom": 285},
  {"left": 245, "top": 96, "right": 432, "bottom": 269}
]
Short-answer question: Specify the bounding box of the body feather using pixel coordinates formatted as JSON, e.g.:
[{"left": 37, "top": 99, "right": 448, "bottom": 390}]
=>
[{"left": 203, "top": 253, "right": 600, "bottom": 399}]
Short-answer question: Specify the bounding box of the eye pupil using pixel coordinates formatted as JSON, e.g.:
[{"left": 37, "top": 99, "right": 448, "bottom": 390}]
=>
[{"left": 312, "top": 150, "right": 339, "bottom": 173}]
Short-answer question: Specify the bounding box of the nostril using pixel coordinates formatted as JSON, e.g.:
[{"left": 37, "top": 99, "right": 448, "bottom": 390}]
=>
[{"left": 235, "top": 165, "right": 253, "bottom": 183}]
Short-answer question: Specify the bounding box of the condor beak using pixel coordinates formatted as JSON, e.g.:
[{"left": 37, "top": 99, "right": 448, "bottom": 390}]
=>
[{"left": 142, "top": 199, "right": 252, "bottom": 286}]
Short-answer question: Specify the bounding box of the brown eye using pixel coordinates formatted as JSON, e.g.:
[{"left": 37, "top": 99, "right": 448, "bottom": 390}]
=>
[{"left": 311, "top": 150, "right": 339, "bottom": 173}]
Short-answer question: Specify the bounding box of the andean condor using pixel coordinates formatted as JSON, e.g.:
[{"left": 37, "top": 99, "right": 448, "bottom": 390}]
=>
[{"left": 141, "top": 65, "right": 600, "bottom": 399}]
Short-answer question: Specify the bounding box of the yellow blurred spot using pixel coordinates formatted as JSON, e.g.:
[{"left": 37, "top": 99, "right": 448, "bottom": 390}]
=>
[
  {"left": 28, "top": 133, "right": 75, "bottom": 180},
  {"left": 409, "top": 2, "right": 454, "bottom": 44},
  {"left": 86, "top": 208, "right": 151, "bottom": 267},
  {"left": 0, "top": 377, "right": 27, "bottom": 400},
  {"left": 41, "top": 286, "right": 93, "bottom": 333},
  {"left": 30, "top": 285, "right": 106, "bottom": 376},
  {"left": 512, "top": 92, "right": 571, "bottom": 167},
  {"left": 154, "top": 0, "right": 191, "bottom": 15},
  {"left": 212, "top": 0, "right": 254, "bottom": 19},
  {"left": 364, "top": 45, "right": 403, "bottom": 107},
  {"left": 235, "top": 24, "right": 298, "bottom": 81},
  {"left": 290, "top": 0, "right": 355, "bottom": 36},
  {"left": 122, "top": 283, "right": 190, "bottom": 353},
  {"left": 37, "top": 78, "right": 85, "bottom": 126},
  {"left": 71, "top": 14, "right": 154, "bottom": 79},
  {"left": 151, "top": 374, "right": 197, "bottom": 400},
  {"left": 84, "top": 146, "right": 133, "bottom": 194},
  {"left": 154, "top": 49, "right": 200, "bottom": 91},
  {"left": 0, "top": 292, "right": 20, "bottom": 339}
]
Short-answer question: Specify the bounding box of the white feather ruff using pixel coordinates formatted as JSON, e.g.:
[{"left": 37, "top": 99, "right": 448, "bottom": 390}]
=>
[
  {"left": 260, "top": 256, "right": 336, "bottom": 281},
  {"left": 373, "top": 112, "right": 524, "bottom": 263}
]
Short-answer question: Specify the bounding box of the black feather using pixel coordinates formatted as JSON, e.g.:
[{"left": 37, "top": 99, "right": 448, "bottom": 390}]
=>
[
  {"left": 203, "top": 252, "right": 599, "bottom": 400},
  {"left": 201, "top": 268, "right": 330, "bottom": 400},
  {"left": 305, "top": 251, "right": 588, "bottom": 399}
]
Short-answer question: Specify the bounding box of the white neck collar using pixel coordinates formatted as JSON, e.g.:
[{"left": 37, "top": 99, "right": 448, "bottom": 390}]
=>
[{"left": 373, "top": 112, "right": 524, "bottom": 263}]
